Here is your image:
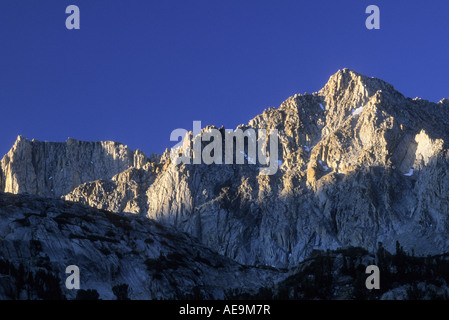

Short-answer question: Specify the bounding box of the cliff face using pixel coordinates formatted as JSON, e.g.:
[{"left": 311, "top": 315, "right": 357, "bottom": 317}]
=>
[
  {"left": 0, "top": 137, "right": 150, "bottom": 197},
  {"left": 3, "top": 69, "right": 449, "bottom": 271},
  {"left": 64, "top": 164, "right": 159, "bottom": 214},
  {"left": 142, "top": 69, "right": 449, "bottom": 267},
  {"left": 0, "top": 192, "right": 282, "bottom": 300}
]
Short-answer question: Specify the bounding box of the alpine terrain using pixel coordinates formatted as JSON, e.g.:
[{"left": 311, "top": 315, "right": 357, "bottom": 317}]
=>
[{"left": 1, "top": 69, "right": 449, "bottom": 300}]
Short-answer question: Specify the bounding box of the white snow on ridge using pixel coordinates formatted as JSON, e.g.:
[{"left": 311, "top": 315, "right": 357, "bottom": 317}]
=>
[
  {"left": 404, "top": 168, "right": 414, "bottom": 176},
  {"left": 352, "top": 106, "right": 365, "bottom": 115},
  {"left": 240, "top": 150, "right": 256, "bottom": 164}
]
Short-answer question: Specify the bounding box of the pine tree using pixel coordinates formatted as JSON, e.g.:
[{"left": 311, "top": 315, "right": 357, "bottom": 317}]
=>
[{"left": 112, "top": 284, "right": 130, "bottom": 300}]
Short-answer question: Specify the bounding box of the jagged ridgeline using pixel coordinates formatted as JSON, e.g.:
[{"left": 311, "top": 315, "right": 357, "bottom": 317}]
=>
[{"left": 1, "top": 69, "right": 449, "bottom": 299}]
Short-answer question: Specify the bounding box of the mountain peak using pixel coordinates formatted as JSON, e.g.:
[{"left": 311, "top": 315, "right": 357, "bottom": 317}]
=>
[
  {"left": 319, "top": 68, "right": 395, "bottom": 98},
  {"left": 3, "top": 69, "right": 449, "bottom": 272},
  {"left": 13, "top": 135, "right": 28, "bottom": 145}
]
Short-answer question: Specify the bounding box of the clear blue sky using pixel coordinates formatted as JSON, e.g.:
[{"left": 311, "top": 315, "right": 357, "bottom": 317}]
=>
[{"left": 1, "top": 0, "right": 448, "bottom": 157}]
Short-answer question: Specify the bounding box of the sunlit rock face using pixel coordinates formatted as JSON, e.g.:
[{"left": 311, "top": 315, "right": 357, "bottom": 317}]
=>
[
  {"left": 143, "top": 69, "right": 449, "bottom": 267},
  {"left": 1, "top": 137, "right": 150, "bottom": 197},
  {"left": 3, "top": 69, "right": 449, "bottom": 269}
]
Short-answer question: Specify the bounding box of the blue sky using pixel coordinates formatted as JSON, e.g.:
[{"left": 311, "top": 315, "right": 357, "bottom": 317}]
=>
[{"left": 1, "top": 0, "right": 448, "bottom": 157}]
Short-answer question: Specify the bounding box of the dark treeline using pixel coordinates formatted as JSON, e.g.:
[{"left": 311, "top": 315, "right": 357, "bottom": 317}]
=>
[{"left": 228, "top": 243, "right": 449, "bottom": 300}]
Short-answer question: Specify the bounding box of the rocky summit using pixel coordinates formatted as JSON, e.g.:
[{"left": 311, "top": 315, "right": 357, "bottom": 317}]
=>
[{"left": 1, "top": 68, "right": 449, "bottom": 299}]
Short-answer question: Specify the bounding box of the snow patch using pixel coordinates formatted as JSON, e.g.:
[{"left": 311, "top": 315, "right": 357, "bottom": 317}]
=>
[
  {"left": 404, "top": 168, "right": 414, "bottom": 176},
  {"left": 352, "top": 106, "right": 364, "bottom": 115},
  {"left": 240, "top": 150, "right": 256, "bottom": 164},
  {"left": 319, "top": 103, "right": 324, "bottom": 111},
  {"left": 247, "top": 156, "right": 256, "bottom": 164},
  {"left": 49, "top": 176, "right": 53, "bottom": 180},
  {"left": 318, "top": 160, "right": 329, "bottom": 171},
  {"left": 304, "top": 145, "right": 310, "bottom": 152}
]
